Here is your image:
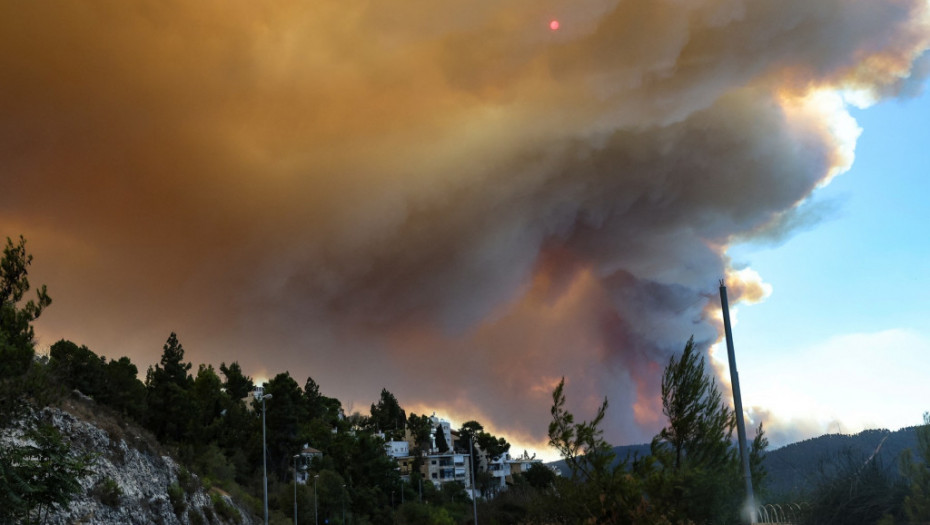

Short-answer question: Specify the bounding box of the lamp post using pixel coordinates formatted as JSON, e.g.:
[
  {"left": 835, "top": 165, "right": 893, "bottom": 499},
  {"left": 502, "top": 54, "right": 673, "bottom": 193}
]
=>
[
  {"left": 293, "top": 454, "right": 300, "bottom": 525},
  {"left": 341, "top": 484, "right": 346, "bottom": 525},
  {"left": 254, "top": 387, "right": 273, "bottom": 525},
  {"left": 314, "top": 474, "right": 320, "bottom": 525},
  {"left": 469, "top": 437, "right": 478, "bottom": 525}
]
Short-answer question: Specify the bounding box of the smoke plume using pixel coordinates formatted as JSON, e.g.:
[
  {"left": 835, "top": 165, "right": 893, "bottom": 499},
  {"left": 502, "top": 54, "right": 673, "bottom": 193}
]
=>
[{"left": 2, "top": 0, "right": 928, "bottom": 449}]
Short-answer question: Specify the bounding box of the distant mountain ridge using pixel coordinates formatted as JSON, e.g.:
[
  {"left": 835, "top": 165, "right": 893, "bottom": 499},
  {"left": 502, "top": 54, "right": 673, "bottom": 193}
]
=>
[
  {"left": 761, "top": 426, "right": 919, "bottom": 498},
  {"left": 548, "top": 426, "right": 921, "bottom": 500}
]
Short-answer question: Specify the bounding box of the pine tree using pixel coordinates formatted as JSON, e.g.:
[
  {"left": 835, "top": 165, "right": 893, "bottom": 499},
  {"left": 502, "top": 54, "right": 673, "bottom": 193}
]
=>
[
  {"left": 369, "top": 388, "right": 406, "bottom": 440},
  {"left": 0, "top": 423, "right": 93, "bottom": 523},
  {"left": 903, "top": 413, "right": 930, "bottom": 521},
  {"left": 547, "top": 378, "right": 641, "bottom": 523},
  {"left": 645, "top": 336, "right": 766, "bottom": 525},
  {"left": 0, "top": 236, "right": 51, "bottom": 378},
  {"left": 158, "top": 332, "right": 192, "bottom": 388},
  {"left": 145, "top": 332, "right": 194, "bottom": 442},
  {"left": 219, "top": 361, "right": 254, "bottom": 401}
]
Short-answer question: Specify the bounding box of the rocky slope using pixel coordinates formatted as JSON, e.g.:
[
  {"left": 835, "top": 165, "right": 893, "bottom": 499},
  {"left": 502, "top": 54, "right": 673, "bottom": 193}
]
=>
[{"left": 2, "top": 394, "right": 257, "bottom": 525}]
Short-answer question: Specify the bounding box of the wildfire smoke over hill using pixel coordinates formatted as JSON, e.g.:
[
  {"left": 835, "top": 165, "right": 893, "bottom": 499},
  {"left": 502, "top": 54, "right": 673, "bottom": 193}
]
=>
[{"left": 2, "top": 0, "right": 928, "bottom": 449}]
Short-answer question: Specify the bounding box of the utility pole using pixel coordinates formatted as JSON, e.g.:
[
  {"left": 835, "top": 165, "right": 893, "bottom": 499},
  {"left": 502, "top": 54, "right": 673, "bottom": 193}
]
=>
[
  {"left": 719, "top": 280, "right": 756, "bottom": 523},
  {"left": 254, "top": 387, "right": 273, "bottom": 525}
]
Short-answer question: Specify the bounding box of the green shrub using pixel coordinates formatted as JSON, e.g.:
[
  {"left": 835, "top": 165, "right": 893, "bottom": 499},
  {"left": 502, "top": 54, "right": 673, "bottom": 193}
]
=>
[
  {"left": 211, "top": 492, "right": 241, "bottom": 524},
  {"left": 178, "top": 466, "right": 200, "bottom": 493},
  {"left": 167, "top": 483, "right": 186, "bottom": 518},
  {"left": 92, "top": 477, "right": 122, "bottom": 507},
  {"left": 188, "top": 508, "right": 205, "bottom": 525}
]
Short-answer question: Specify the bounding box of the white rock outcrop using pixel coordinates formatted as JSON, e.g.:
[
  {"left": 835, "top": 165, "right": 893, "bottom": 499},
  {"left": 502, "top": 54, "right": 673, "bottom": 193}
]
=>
[{"left": 2, "top": 403, "right": 256, "bottom": 525}]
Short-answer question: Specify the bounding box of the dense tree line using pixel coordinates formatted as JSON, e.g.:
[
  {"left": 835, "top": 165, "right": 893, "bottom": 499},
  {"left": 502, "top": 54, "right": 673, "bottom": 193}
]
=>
[{"left": 5, "top": 234, "right": 930, "bottom": 524}]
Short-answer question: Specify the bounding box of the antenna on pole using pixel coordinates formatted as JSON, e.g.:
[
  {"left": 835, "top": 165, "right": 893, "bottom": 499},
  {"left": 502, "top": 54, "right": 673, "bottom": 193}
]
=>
[{"left": 719, "top": 279, "right": 756, "bottom": 523}]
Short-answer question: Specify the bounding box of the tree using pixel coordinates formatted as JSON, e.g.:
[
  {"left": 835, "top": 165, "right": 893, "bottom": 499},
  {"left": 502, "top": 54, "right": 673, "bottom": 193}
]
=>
[
  {"left": 750, "top": 422, "right": 769, "bottom": 498},
  {"left": 0, "top": 236, "right": 51, "bottom": 378},
  {"left": 547, "top": 378, "right": 642, "bottom": 523},
  {"left": 47, "top": 339, "right": 147, "bottom": 421},
  {"left": 457, "top": 420, "right": 483, "bottom": 456},
  {"left": 902, "top": 412, "right": 930, "bottom": 522},
  {"left": 49, "top": 339, "right": 107, "bottom": 398},
  {"left": 804, "top": 448, "right": 905, "bottom": 525},
  {"left": 548, "top": 378, "right": 616, "bottom": 484},
  {"left": 100, "top": 356, "right": 146, "bottom": 420},
  {"left": 522, "top": 462, "right": 557, "bottom": 490},
  {"left": 406, "top": 413, "right": 433, "bottom": 475},
  {"left": 157, "top": 332, "right": 192, "bottom": 387},
  {"left": 0, "top": 437, "right": 33, "bottom": 522},
  {"left": 407, "top": 413, "right": 432, "bottom": 452},
  {"left": 369, "top": 388, "right": 406, "bottom": 440},
  {"left": 476, "top": 432, "right": 510, "bottom": 462},
  {"left": 219, "top": 361, "right": 254, "bottom": 401},
  {"left": 264, "top": 371, "right": 307, "bottom": 478},
  {"left": 645, "top": 336, "right": 766, "bottom": 524},
  {"left": 145, "top": 332, "right": 195, "bottom": 442},
  {"left": 435, "top": 426, "right": 450, "bottom": 453},
  {"left": 0, "top": 422, "right": 94, "bottom": 523},
  {"left": 303, "top": 376, "right": 324, "bottom": 420},
  {"left": 656, "top": 336, "right": 733, "bottom": 471},
  {"left": 458, "top": 420, "right": 486, "bottom": 494},
  {"left": 189, "top": 364, "right": 225, "bottom": 445},
  {"left": 457, "top": 419, "right": 511, "bottom": 497}
]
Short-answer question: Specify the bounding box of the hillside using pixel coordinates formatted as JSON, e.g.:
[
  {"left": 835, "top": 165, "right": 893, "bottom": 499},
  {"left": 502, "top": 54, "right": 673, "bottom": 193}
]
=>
[
  {"left": 548, "top": 443, "right": 652, "bottom": 476},
  {"left": 761, "top": 426, "right": 919, "bottom": 499},
  {"left": 549, "top": 426, "right": 921, "bottom": 502},
  {"left": 1, "top": 393, "right": 255, "bottom": 525}
]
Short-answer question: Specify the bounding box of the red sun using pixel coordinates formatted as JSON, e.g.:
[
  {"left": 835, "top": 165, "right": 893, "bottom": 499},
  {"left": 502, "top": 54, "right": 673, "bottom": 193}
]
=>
[{"left": 549, "top": 19, "right": 560, "bottom": 31}]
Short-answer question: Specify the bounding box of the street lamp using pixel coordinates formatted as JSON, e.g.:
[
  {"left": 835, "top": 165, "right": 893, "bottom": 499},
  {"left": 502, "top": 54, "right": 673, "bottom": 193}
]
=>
[
  {"left": 293, "top": 454, "right": 300, "bottom": 525},
  {"left": 470, "top": 436, "right": 478, "bottom": 525},
  {"left": 314, "top": 474, "right": 320, "bottom": 525},
  {"left": 254, "top": 387, "right": 273, "bottom": 525},
  {"left": 341, "top": 484, "right": 346, "bottom": 525}
]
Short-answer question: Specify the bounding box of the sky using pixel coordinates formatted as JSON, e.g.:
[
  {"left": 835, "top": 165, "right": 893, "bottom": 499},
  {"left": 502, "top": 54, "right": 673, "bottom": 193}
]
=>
[{"left": 2, "top": 0, "right": 929, "bottom": 458}]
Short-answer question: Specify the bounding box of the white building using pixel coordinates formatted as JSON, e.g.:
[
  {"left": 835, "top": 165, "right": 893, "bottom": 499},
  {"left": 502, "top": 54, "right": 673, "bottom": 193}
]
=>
[
  {"left": 424, "top": 452, "right": 472, "bottom": 489},
  {"left": 295, "top": 444, "right": 323, "bottom": 484},
  {"left": 384, "top": 439, "right": 409, "bottom": 458},
  {"left": 429, "top": 413, "right": 453, "bottom": 453}
]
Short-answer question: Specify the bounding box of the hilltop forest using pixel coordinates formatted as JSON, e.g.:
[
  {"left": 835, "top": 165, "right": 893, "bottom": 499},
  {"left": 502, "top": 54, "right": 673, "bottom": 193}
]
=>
[{"left": 3, "top": 234, "right": 930, "bottom": 525}]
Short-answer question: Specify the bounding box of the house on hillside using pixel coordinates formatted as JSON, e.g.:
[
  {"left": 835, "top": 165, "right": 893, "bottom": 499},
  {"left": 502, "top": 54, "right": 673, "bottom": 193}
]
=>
[
  {"left": 381, "top": 412, "right": 549, "bottom": 499},
  {"left": 424, "top": 451, "right": 472, "bottom": 488},
  {"left": 507, "top": 450, "right": 545, "bottom": 478},
  {"left": 296, "top": 444, "right": 323, "bottom": 484}
]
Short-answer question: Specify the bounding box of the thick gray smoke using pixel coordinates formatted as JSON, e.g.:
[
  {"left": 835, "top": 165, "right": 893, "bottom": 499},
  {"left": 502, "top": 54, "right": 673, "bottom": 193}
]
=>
[{"left": 1, "top": 0, "right": 927, "bottom": 449}]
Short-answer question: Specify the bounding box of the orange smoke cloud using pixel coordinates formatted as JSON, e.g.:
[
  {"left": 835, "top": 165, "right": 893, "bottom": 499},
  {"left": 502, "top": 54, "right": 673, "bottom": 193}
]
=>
[{"left": 2, "top": 0, "right": 928, "bottom": 451}]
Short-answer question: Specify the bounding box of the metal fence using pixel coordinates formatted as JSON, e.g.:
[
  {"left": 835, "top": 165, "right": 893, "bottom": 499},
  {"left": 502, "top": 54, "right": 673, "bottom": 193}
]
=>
[{"left": 754, "top": 502, "right": 808, "bottom": 524}]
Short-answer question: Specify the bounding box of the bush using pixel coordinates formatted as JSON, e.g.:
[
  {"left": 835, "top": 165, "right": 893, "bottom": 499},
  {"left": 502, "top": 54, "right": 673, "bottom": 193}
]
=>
[
  {"left": 168, "top": 483, "right": 186, "bottom": 518},
  {"left": 188, "top": 508, "right": 205, "bottom": 525},
  {"left": 178, "top": 466, "right": 200, "bottom": 493},
  {"left": 92, "top": 477, "right": 122, "bottom": 507},
  {"left": 802, "top": 450, "right": 906, "bottom": 525},
  {"left": 211, "top": 491, "right": 242, "bottom": 524}
]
